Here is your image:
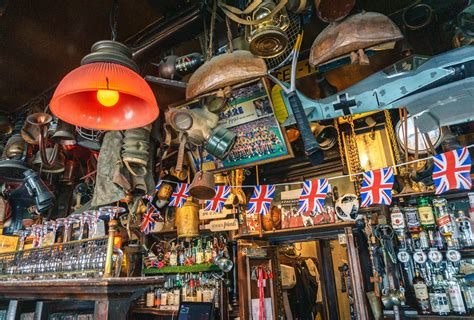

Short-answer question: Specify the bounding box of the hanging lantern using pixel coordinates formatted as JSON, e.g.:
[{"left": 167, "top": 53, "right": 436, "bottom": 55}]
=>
[{"left": 50, "top": 41, "right": 159, "bottom": 130}]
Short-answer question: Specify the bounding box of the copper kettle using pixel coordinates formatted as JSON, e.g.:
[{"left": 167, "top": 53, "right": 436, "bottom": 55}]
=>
[{"left": 189, "top": 171, "right": 216, "bottom": 200}]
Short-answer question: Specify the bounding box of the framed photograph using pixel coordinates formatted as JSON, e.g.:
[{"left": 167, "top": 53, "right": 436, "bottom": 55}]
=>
[
  {"left": 182, "top": 79, "right": 293, "bottom": 173},
  {"left": 342, "top": 123, "right": 397, "bottom": 181}
]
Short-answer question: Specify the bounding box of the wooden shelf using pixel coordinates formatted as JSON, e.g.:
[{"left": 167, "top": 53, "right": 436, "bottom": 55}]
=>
[
  {"left": 393, "top": 189, "right": 472, "bottom": 200},
  {"left": 130, "top": 307, "right": 177, "bottom": 316},
  {"left": 143, "top": 263, "right": 220, "bottom": 275},
  {"left": 236, "top": 221, "right": 355, "bottom": 243}
]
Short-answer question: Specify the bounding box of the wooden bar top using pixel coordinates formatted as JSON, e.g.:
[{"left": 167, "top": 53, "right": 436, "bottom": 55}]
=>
[{"left": 0, "top": 276, "right": 164, "bottom": 301}]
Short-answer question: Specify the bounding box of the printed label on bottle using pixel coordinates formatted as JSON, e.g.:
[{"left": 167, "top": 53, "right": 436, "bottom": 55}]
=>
[
  {"left": 449, "top": 284, "right": 466, "bottom": 313},
  {"left": 405, "top": 208, "right": 421, "bottom": 227},
  {"left": 414, "top": 283, "right": 429, "bottom": 300},
  {"left": 418, "top": 207, "right": 435, "bottom": 225},
  {"left": 391, "top": 212, "right": 405, "bottom": 229},
  {"left": 436, "top": 215, "right": 452, "bottom": 228},
  {"left": 429, "top": 293, "right": 450, "bottom": 313}
]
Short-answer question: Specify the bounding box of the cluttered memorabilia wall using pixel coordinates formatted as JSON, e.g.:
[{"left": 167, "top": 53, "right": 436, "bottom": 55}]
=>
[{"left": 0, "top": 0, "right": 473, "bottom": 319}]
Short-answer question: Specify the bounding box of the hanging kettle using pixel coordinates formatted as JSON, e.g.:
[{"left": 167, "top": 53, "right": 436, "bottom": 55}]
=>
[{"left": 189, "top": 171, "right": 216, "bottom": 200}]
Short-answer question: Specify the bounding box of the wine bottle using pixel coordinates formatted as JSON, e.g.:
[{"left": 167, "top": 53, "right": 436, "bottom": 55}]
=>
[{"left": 413, "top": 268, "right": 431, "bottom": 314}]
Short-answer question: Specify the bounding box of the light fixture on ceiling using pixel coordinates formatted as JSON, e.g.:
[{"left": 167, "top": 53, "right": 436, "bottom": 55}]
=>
[{"left": 49, "top": 1, "right": 159, "bottom": 130}]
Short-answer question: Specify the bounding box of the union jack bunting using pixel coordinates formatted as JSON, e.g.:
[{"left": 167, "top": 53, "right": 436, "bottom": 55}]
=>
[
  {"left": 360, "top": 167, "right": 394, "bottom": 207},
  {"left": 169, "top": 183, "right": 190, "bottom": 208},
  {"left": 248, "top": 185, "right": 275, "bottom": 216},
  {"left": 205, "top": 186, "right": 231, "bottom": 213},
  {"left": 432, "top": 147, "right": 472, "bottom": 195},
  {"left": 140, "top": 204, "right": 160, "bottom": 234},
  {"left": 298, "top": 179, "right": 329, "bottom": 214}
]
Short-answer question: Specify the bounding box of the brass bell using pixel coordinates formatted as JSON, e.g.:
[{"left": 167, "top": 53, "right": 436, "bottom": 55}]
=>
[
  {"left": 157, "top": 182, "right": 174, "bottom": 201},
  {"left": 31, "top": 148, "right": 65, "bottom": 173},
  {"left": 51, "top": 119, "right": 76, "bottom": 146},
  {"left": 21, "top": 113, "right": 52, "bottom": 145},
  {"left": 175, "top": 197, "right": 199, "bottom": 239},
  {"left": 189, "top": 171, "right": 216, "bottom": 200}
]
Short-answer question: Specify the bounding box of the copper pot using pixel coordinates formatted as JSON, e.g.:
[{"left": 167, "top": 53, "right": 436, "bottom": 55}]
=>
[{"left": 189, "top": 171, "right": 216, "bottom": 200}]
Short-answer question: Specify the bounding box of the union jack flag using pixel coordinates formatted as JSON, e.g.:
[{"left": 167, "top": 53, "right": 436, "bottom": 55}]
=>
[
  {"left": 140, "top": 204, "right": 160, "bottom": 234},
  {"left": 360, "top": 167, "right": 394, "bottom": 207},
  {"left": 205, "top": 186, "right": 231, "bottom": 213},
  {"left": 155, "top": 180, "right": 162, "bottom": 191},
  {"left": 169, "top": 183, "right": 189, "bottom": 208},
  {"left": 298, "top": 179, "right": 329, "bottom": 214},
  {"left": 433, "top": 147, "right": 472, "bottom": 195},
  {"left": 248, "top": 185, "right": 275, "bottom": 216}
]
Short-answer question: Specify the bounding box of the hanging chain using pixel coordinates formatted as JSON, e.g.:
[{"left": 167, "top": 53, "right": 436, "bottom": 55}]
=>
[
  {"left": 384, "top": 109, "right": 401, "bottom": 165},
  {"left": 334, "top": 119, "right": 346, "bottom": 168},
  {"left": 347, "top": 116, "right": 363, "bottom": 194},
  {"left": 207, "top": 0, "right": 218, "bottom": 60}
]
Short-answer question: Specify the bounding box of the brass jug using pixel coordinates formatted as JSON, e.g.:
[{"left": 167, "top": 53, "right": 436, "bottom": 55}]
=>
[
  {"left": 175, "top": 197, "right": 199, "bottom": 239},
  {"left": 189, "top": 171, "right": 216, "bottom": 200}
]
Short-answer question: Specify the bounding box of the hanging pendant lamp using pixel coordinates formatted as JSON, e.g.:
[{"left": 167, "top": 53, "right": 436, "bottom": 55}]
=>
[{"left": 50, "top": 40, "right": 159, "bottom": 130}]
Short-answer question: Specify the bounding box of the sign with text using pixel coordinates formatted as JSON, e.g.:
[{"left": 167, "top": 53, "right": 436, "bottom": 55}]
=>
[
  {"left": 199, "top": 209, "right": 227, "bottom": 220},
  {"left": 207, "top": 218, "right": 239, "bottom": 232}
]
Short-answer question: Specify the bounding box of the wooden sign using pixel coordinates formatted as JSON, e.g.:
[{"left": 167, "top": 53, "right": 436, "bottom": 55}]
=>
[
  {"left": 199, "top": 209, "right": 227, "bottom": 220},
  {"left": 207, "top": 219, "right": 239, "bottom": 232}
]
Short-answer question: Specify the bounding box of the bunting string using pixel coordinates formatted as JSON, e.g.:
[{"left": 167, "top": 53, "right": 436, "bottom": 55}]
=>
[{"left": 158, "top": 144, "right": 474, "bottom": 188}]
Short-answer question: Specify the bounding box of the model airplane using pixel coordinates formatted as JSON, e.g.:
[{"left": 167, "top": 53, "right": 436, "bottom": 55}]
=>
[{"left": 275, "top": 45, "right": 474, "bottom": 133}]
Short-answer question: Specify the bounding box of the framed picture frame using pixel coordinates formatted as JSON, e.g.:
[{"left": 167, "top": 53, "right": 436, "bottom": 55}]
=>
[
  {"left": 177, "top": 78, "right": 293, "bottom": 173},
  {"left": 342, "top": 123, "right": 397, "bottom": 181}
]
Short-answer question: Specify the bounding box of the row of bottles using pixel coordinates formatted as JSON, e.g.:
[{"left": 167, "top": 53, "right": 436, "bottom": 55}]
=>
[
  {"left": 152, "top": 235, "right": 228, "bottom": 268},
  {"left": 412, "top": 263, "right": 474, "bottom": 315},
  {"left": 145, "top": 273, "right": 221, "bottom": 308},
  {"left": 390, "top": 195, "right": 474, "bottom": 251}
]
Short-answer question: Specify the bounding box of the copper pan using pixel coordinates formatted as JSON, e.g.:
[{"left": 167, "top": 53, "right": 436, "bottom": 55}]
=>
[
  {"left": 314, "top": 0, "right": 355, "bottom": 23},
  {"left": 309, "top": 12, "right": 403, "bottom": 66},
  {"left": 186, "top": 51, "right": 267, "bottom": 100}
]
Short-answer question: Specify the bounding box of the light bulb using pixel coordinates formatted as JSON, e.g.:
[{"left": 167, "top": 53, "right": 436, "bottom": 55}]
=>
[{"left": 97, "top": 89, "right": 119, "bottom": 107}]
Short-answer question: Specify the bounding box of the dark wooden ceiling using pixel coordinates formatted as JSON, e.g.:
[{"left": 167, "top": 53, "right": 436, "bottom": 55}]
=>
[
  {"left": 0, "top": 0, "right": 467, "bottom": 114},
  {"left": 0, "top": 0, "right": 194, "bottom": 112}
]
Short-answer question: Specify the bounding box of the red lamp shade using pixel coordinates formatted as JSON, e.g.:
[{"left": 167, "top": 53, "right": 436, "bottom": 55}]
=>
[{"left": 50, "top": 41, "right": 159, "bottom": 131}]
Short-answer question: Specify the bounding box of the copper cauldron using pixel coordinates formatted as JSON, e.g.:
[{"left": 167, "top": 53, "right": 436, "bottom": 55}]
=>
[{"left": 189, "top": 171, "right": 216, "bottom": 200}]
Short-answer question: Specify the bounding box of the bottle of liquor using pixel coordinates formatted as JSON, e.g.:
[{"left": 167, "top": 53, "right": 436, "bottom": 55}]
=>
[
  {"left": 178, "top": 243, "right": 186, "bottom": 266},
  {"left": 447, "top": 276, "right": 467, "bottom": 315},
  {"left": 413, "top": 268, "right": 431, "bottom": 314},
  {"left": 205, "top": 241, "right": 213, "bottom": 263},
  {"left": 417, "top": 196, "right": 436, "bottom": 247},
  {"left": 169, "top": 242, "right": 178, "bottom": 267},
  {"left": 404, "top": 203, "right": 422, "bottom": 250},
  {"left": 195, "top": 239, "right": 203, "bottom": 264},
  {"left": 391, "top": 205, "right": 407, "bottom": 248},
  {"left": 433, "top": 197, "right": 454, "bottom": 247},
  {"left": 456, "top": 210, "right": 474, "bottom": 247},
  {"left": 429, "top": 275, "right": 450, "bottom": 315}
]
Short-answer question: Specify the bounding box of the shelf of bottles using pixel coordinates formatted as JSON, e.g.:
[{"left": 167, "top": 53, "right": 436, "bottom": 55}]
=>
[
  {"left": 143, "top": 235, "right": 230, "bottom": 274},
  {"left": 390, "top": 191, "right": 474, "bottom": 316},
  {"left": 141, "top": 235, "right": 229, "bottom": 312}
]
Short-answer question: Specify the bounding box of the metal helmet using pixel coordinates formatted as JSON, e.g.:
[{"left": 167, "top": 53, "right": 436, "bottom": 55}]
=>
[{"left": 335, "top": 193, "right": 360, "bottom": 221}]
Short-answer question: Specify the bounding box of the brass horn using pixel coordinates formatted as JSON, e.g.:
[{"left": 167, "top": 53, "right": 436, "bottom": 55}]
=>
[{"left": 21, "top": 113, "right": 58, "bottom": 167}]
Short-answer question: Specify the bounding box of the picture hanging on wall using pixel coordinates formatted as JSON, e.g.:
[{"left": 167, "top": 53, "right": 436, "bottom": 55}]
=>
[{"left": 181, "top": 78, "right": 293, "bottom": 173}]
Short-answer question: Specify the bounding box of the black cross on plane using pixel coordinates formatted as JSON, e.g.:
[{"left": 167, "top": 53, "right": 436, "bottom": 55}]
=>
[{"left": 333, "top": 93, "right": 357, "bottom": 116}]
